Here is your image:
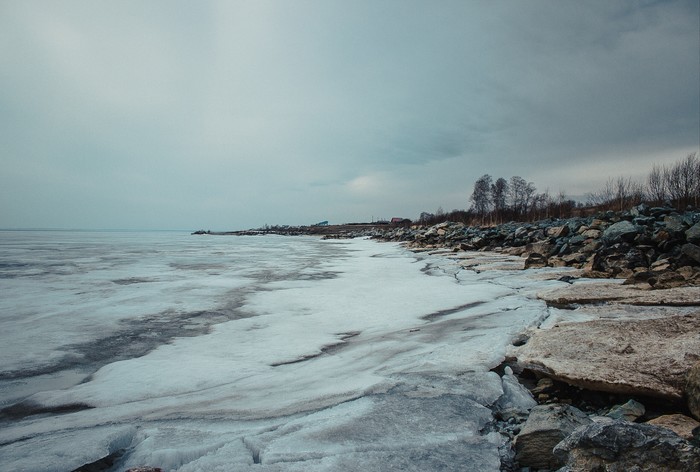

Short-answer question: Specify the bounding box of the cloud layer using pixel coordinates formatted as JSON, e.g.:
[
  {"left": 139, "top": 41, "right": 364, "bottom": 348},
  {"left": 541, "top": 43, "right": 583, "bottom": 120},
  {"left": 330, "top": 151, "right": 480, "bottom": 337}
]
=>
[{"left": 1, "top": 1, "right": 698, "bottom": 229}]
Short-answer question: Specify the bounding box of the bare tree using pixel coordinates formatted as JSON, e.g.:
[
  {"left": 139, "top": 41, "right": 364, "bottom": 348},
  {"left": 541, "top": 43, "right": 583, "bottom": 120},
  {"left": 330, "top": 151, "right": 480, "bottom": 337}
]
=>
[
  {"left": 490, "top": 177, "right": 509, "bottom": 224},
  {"left": 647, "top": 163, "right": 667, "bottom": 205},
  {"left": 509, "top": 176, "right": 536, "bottom": 218},
  {"left": 675, "top": 152, "right": 698, "bottom": 209},
  {"left": 470, "top": 174, "right": 493, "bottom": 223}
]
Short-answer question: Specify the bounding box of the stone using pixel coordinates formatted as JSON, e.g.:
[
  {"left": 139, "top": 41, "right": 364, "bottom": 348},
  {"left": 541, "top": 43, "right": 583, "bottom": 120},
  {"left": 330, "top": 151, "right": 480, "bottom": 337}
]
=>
[
  {"left": 531, "top": 377, "right": 555, "bottom": 395},
  {"left": 581, "top": 240, "right": 602, "bottom": 254},
  {"left": 688, "top": 361, "right": 700, "bottom": 421},
  {"left": 524, "top": 252, "right": 548, "bottom": 269},
  {"left": 589, "top": 219, "right": 607, "bottom": 230},
  {"left": 652, "top": 229, "right": 672, "bottom": 244},
  {"left": 602, "top": 220, "right": 639, "bottom": 244},
  {"left": 605, "top": 399, "right": 645, "bottom": 422},
  {"left": 631, "top": 203, "right": 650, "bottom": 217},
  {"left": 649, "top": 271, "right": 687, "bottom": 289},
  {"left": 580, "top": 228, "right": 601, "bottom": 239},
  {"left": 513, "top": 313, "right": 700, "bottom": 401},
  {"left": 687, "top": 222, "right": 700, "bottom": 244},
  {"left": 681, "top": 243, "right": 700, "bottom": 264},
  {"left": 537, "top": 281, "right": 700, "bottom": 307},
  {"left": 525, "top": 241, "right": 555, "bottom": 257},
  {"left": 650, "top": 206, "right": 674, "bottom": 217},
  {"left": 553, "top": 421, "right": 700, "bottom": 472},
  {"left": 664, "top": 214, "right": 688, "bottom": 233},
  {"left": 514, "top": 403, "right": 592, "bottom": 470},
  {"left": 622, "top": 270, "right": 653, "bottom": 285},
  {"left": 547, "top": 225, "right": 570, "bottom": 238},
  {"left": 623, "top": 248, "right": 647, "bottom": 269},
  {"left": 514, "top": 226, "right": 529, "bottom": 239},
  {"left": 561, "top": 252, "right": 586, "bottom": 265},
  {"left": 650, "top": 259, "right": 672, "bottom": 272},
  {"left": 646, "top": 414, "right": 700, "bottom": 440}
]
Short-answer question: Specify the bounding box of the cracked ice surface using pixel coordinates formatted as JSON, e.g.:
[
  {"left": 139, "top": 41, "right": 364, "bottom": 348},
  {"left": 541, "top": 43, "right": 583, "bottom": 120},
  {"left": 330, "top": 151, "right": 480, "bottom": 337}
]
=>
[{"left": 0, "top": 233, "right": 561, "bottom": 471}]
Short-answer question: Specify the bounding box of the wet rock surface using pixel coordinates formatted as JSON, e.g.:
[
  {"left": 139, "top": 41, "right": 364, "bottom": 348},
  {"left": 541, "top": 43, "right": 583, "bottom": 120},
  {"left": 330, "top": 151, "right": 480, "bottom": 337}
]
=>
[{"left": 553, "top": 421, "right": 700, "bottom": 472}]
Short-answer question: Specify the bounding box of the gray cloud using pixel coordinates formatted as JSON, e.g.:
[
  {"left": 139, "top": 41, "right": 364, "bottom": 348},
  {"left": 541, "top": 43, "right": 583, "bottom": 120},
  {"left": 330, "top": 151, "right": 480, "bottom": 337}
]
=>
[{"left": 1, "top": 0, "right": 698, "bottom": 229}]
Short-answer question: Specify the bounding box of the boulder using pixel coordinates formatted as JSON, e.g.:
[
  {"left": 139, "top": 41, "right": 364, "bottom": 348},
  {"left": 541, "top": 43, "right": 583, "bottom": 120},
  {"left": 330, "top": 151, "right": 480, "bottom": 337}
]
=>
[
  {"left": 513, "top": 313, "right": 700, "bottom": 400},
  {"left": 687, "top": 222, "right": 700, "bottom": 244},
  {"left": 688, "top": 361, "right": 700, "bottom": 421},
  {"left": 648, "top": 271, "right": 687, "bottom": 289},
  {"left": 547, "top": 225, "right": 570, "bottom": 238},
  {"left": 665, "top": 214, "right": 688, "bottom": 233},
  {"left": 682, "top": 243, "right": 700, "bottom": 264},
  {"left": 646, "top": 414, "right": 700, "bottom": 440},
  {"left": 553, "top": 421, "right": 700, "bottom": 472},
  {"left": 524, "top": 252, "right": 548, "bottom": 269},
  {"left": 514, "top": 403, "right": 591, "bottom": 469},
  {"left": 581, "top": 228, "right": 601, "bottom": 239},
  {"left": 602, "top": 221, "right": 639, "bottom": 244}
]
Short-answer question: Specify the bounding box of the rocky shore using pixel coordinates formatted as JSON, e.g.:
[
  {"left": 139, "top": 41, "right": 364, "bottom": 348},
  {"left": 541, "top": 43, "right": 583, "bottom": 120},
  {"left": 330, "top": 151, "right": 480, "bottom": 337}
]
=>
[
  {"left": 193, "top": 206, "right": 700, "bottom": 471},
  {"left": 371, "top": 204, "right": 700, "bottom": 287},
  {"left": 370, "top": 205, "right": 700, "bottom": 471}
]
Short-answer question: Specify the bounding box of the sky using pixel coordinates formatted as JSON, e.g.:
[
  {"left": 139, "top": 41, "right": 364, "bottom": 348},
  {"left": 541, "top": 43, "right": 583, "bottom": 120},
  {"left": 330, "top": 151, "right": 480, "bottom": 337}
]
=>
[{"left": 1, "top": 1, "right": 698, "bottom": 230}]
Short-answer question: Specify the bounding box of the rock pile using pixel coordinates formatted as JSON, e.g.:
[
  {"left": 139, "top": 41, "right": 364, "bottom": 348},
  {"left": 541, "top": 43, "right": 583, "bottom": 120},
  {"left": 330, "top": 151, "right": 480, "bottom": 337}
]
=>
[{"left": 374, "top": 205, "right": 700, "bottom": 287}]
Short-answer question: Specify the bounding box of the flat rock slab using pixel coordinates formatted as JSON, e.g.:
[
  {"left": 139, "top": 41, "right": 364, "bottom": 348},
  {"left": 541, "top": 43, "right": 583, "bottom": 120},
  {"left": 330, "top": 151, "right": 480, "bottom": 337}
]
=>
[
  {"left": 538, "top": 282, "right": 700, "bottom": 307},
  {"left": 513, "top": 313, "right": 700, "bottom": 400}
]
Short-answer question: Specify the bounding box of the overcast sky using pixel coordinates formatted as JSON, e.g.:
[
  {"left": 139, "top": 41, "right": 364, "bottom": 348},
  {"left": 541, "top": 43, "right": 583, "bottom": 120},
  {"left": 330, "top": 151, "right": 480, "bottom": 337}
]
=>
[{"left": 1, "top": 1, "right": 698, "bottom": 230}]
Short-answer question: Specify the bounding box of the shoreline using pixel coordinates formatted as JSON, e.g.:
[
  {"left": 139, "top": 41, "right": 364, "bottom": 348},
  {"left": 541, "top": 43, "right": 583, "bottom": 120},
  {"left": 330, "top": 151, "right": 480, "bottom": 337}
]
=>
[{"left": 197, "top": 206, "right": 700, "bottom": 470}]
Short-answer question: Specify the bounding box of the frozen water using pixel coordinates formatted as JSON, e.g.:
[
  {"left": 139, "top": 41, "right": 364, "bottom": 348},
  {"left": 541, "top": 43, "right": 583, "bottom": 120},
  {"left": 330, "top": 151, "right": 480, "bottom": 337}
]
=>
[{"left": 0, "top": 231, "right": 562, "bottom": 471}]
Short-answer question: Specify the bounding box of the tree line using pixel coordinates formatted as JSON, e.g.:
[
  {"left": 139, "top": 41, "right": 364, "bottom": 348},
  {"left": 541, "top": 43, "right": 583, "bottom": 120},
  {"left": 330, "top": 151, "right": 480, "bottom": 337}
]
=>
[
  {"left": 415, "top": 153, "right": 698, "bottom": 226},
  {"left": 587, "top": 152, "right": 699, "bottom": 211}
]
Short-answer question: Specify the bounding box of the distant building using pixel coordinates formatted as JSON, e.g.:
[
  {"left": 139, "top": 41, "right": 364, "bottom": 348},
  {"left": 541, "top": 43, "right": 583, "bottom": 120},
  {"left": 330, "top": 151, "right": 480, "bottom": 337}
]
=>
[
  {"left": 315, "top": 220, "right": 329, "bottom": 226},
  {"left": 391, "top": 217, "right": 411, "bottom": 224}
]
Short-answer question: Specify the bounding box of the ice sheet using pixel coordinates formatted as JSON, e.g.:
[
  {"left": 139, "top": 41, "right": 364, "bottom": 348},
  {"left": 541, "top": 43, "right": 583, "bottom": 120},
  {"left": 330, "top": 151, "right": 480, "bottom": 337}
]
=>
[{"left": 0, "top": 233, "right": 561, "bottom": 471}]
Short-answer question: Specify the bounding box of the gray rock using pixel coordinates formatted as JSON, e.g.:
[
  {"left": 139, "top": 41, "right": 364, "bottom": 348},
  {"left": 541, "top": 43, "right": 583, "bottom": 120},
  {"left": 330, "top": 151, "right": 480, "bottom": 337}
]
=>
[
  {"left": 682, "top": 243, "right": 700, "bottom": 264},
  {"left": 688, "top": 361, "right": 700, "bottom": 421},
  {"left": 605, "top": 399, "right": 645, "bottom": 422},
  {"left": 553, "top": 421, "right": 700, "bottom": 472},
  {"left": 514, "top": 226, "right": 529, "bottom": 239},
  {"left": 630, "top": 203, "right": 650, "bottom": 217},
  {"left": 514, "top": 404, "right": 592, "bottom": 469},
  {"left": 687, "top": 222, "right": 700, "bottom": 244},
  {"left": 664, "top": 214, "right": 688, "bottom": 233},
  {"left": 602, "top": 221, "right": 639, "bottom": 244}
]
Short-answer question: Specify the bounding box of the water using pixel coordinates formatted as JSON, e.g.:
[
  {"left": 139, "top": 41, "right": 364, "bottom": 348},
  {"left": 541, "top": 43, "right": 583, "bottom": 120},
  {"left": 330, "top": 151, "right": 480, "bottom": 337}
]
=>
[{"left": 0, "top": 231, "right": 560, "bottom": 471}]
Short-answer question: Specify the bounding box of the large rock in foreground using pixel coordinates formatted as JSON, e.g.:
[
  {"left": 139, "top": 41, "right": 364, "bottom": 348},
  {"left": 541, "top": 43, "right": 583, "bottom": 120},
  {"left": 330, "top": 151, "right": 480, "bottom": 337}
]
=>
[
  {"left": 688, "top": 361, "right": 700, "bottom": 421},
  {"left": 554, "top": 421, "right": 700, "bottom": 472},
  {"left": 513, "top": 313, "right": 700, "bottom": 400},
  {"left": 514, "top": 404, "right": 591, "bottom": 469}
]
